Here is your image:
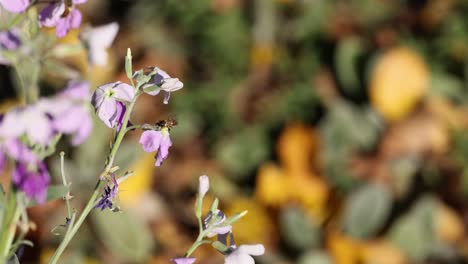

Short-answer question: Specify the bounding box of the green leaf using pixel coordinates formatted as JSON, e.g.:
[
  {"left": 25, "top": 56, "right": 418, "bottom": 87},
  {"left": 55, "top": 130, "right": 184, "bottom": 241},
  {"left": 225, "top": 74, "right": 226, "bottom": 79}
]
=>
[
  {"left": 298, "top": 250, "right": 332, "bottom": 264},
  {"left": 211, "top": 241, "right": 228, "bottom": 253},
  {"left": 142, "top": 85, "right": 160, "bottom": 94},
  {"left": 224, "top": 210, "right": 247, "bottom": 225},
  {"left": 342, "top": 183, "right": 392, "bottom": 239},
  {"left": 335, "top": 37, "right": 364, "bottom": 95},
  {"left": 387, "top": 196, "right": 436, "bottom": 261},
  {"left": 92, "top": 210, "right": 155, "bottom": 262},
  {"left": 280, "top": 207, "right": 321, "bottom": 252}
]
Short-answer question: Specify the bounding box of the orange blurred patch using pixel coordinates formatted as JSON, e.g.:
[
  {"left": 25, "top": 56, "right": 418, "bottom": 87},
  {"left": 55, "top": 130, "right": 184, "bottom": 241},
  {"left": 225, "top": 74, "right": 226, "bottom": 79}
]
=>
[{"left": 370, "top": 47, "right": 430, "bottom": 122}]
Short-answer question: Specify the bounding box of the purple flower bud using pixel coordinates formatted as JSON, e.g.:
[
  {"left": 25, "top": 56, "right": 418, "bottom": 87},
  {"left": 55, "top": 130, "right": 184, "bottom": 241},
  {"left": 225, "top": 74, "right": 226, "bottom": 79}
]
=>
[
  {"left": 0, "top": 29, "right": 21, "bottom": 50},
  {"left": 171, "top": 258, "right": 196, "bottom": 264},
  {"left": 91, "top": 82, "right": 135, "bottom": 128},
  {"left": 12, "top": 161, "right": 50, "bottom": 204},
  {"left": 0, "top": 0, "right": 30, "bottom": 13},
  {"left": 139, "top": 129, "right": 172, "bottom": 166}
]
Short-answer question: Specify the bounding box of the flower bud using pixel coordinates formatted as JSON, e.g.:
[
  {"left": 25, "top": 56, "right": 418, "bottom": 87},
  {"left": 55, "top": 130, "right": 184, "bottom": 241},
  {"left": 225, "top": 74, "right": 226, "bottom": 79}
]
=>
[{"left": 198, "top": 175, "right": 210, "bottom": 198}]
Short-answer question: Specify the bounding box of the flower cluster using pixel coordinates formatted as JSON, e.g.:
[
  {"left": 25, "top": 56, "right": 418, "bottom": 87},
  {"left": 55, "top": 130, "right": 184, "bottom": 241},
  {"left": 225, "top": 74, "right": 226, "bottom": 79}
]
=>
[
  {"left": 172, "top": 176, "right": 265, "bottom": 264},
  {"left": 0, "top": 81, "right": 92, "bottom": 203},
  {"left": 91, "top": 64, "right": 183, "bottom": 168},
  {"left": 0, "top": 0, "right": 87, "bottom": 38}
]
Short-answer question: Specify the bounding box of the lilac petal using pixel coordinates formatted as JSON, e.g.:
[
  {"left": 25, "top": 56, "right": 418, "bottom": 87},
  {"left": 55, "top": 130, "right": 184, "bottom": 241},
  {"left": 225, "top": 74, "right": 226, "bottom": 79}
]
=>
[
  {"left": 53, "top": 105, "right": 83, "bottom": 133},
  {"left": 68, "top": 9, "right": 82, "bottom": 29},
  {"left": 4, "top": 138, "right": 37, "bottom": 163},
  {"left": 38, "top": 2, "right": 65, "bottom": 27},
  {"left": 155, "top": 133, "right": 171, "bottom": 166},
  {"left": 139, "top": 130, "right": 162, "bottom": 152},
  {"left": 13, "top": 162, "right": 50, "bottom": 204},
  {"left": 156, "top": 68, "right": 171, "bottom": 79},
  {"left": 97, "top": 98, "right": 117, "bottom": 128},
  {"left": 163, "top": 92, "right": 171, "bottom": 104},
  {"left": 61, "top": 80, "right": 90, "bottom": 100},
  {"left": 112, "top": 82, "right": 135, "bottom": 102},
  {"left": 0, "top": 30, "right": 21, "bottom": 50},
  {"left": 91, "top": 83, "right": 112, "bottom": 110},
  {"left": 55, "top": 9, "right": 82, "bottom": 38},
  {"left": 114, "top": 101, "right": 128, "bottom": 131},
  {"left": 71, "top": 112, "right": 92, "bottom": 146},
  {"left": 23, "top": 108, "right": 53, "bottom": 145},
  {"left": 161, "top": 78, "right": 183, "bottom": 92},
  {"left": 0, "top": 109, "right": 25, "bottom": 139},
  {"left": 0, "top": 0, "right": 30, "bottom": 13},
  {"left": 73, "top": 0, "right": 87, "bottom": 4},
  {"left": 171, "top": 258, "right": 196, "bottom": 264}
]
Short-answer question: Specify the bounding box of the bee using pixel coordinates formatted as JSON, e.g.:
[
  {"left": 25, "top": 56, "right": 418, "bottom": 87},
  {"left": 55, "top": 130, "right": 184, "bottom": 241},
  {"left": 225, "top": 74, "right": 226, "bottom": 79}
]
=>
[
  {"left": 156, "top": 118, "right": 178, "bottom": 131},
  {"left": 61, "top": 0, "right": 74, "bottom": 17}
]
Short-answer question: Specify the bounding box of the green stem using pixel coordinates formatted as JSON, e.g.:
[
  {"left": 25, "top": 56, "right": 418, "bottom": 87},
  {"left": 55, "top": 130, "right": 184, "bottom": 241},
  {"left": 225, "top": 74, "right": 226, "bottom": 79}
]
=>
[
  {"left": 47, "top": 98, "right": 138, "bottom": 264},
  {"left": 0, "top": 195, "right": 21, "bottom": 260},
  {"left": 184, "top": 232, "right": 206, "bottom": 258},
  {"left": 59, "top": 152, "right": 72, "bottom": 220}
]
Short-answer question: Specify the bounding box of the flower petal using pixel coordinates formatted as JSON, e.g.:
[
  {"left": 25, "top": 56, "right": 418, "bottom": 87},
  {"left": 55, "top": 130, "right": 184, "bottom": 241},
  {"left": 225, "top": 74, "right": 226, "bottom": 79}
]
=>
[
  {"left": 112, "top": 82, "right": 135, "bottom": 102},
  {"left": 161, "top": 78, "right": 183, "bottom": 92},
  {"left": 0, "top": 0, "right": 30, "bottom": 13},
  {"left": 38, "top": 2, "right": 65, "bottom": 27},
  {"left": 238, "top": 244, "right": 265, "bottom": 256},
  {"left": 97, "top": 98, "right": 117, "bottom": 128},
  {"left": 71, "top": 111, "right": 92, "bottom": 146},
  {"left": 139, "top": 130, "right": 162, "bottom": 152}
]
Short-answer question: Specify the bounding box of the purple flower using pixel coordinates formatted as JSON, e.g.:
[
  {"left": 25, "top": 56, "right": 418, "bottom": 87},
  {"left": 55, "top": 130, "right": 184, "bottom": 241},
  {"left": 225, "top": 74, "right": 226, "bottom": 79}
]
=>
[
  {"left": 143, "top": 67, "right": 183, "bottom": 104},
  {"left": 91, "top": 81, "right": 135, "bottom": 128},
  {"left": 0, "top": 29, "right": 21, "bottom": 50},
  {"left": 38, "top": 2, "right": 65, "bottom": 27},
  {"left": 38, "top": 0, "right": 86, "bottom": 38},
  {"left": 138, "top": 129, "right": 172, "bottom": 166},
  {"left": 95, "top": 174, "right": 119, "bottom": 211},
  {"left": 55, "top": 9, "right": 82, "bottom": 38},
  {"left": 224, "top": 244, "right": 265, "bottom": 264},
  {"left": 0, "top": 106, "right": 54, "bottom": 145},
  {"left": 3, "top": 138, "right": 38, "bottom": 163},
  {"left": 80, "top": 22, "right": 119, "bottom": 66},
  {"left": 204, "top": 209, "right": 232, "bottom": 238},
  {"left": 48, "top": 81, "right": 92, "bottom": 145},
  {"left": 0, "top": 0, "right": 30, "bottom": 13},
  {"left": 12, "top": 161, "right": 50, "bottom": 204},
  {"left": 171, "top": 258, "right": 196, "bottom": 264}
]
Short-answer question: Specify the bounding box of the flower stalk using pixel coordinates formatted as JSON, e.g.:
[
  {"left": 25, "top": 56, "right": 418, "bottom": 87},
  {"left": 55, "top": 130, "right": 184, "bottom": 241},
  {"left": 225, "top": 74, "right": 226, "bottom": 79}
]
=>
[{"left": 47, "top": 90, "right": 139, "bottom": 264}]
